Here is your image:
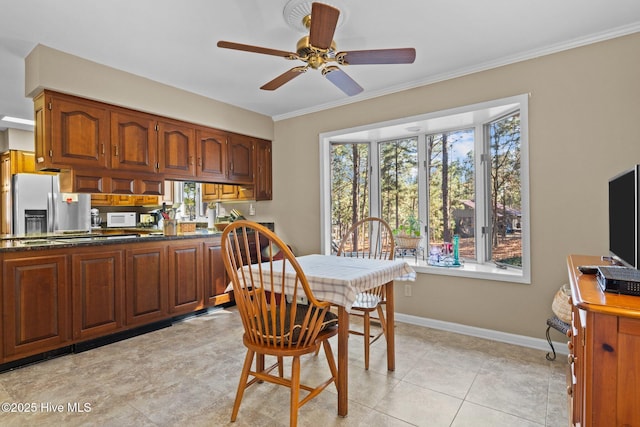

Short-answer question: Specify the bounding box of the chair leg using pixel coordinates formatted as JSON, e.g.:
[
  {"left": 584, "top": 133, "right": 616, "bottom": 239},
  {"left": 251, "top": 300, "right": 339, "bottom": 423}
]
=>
[
  {"left": 278, "top": 356, "right": 284, "bottom": 377},
  {"left": 363, "top": 311, "right": 370, "bottom": 370},
  {"left": 290, "top": 356, "right": 301, "bottom": 427},
  {"left": 231, "top": 349, "right": 255, "bottom": 422},
  {"left": 322, "top": 340, "right": 338, "bottom": 391},
  {"left": 377, "top": 305, "right": 388, "bottom": 340}
]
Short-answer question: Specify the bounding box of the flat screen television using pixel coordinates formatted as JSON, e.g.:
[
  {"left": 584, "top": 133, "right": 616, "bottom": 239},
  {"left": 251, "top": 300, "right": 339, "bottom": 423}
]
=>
[{"left": 609, "top": 164, "right": 640, "bottom": 269}]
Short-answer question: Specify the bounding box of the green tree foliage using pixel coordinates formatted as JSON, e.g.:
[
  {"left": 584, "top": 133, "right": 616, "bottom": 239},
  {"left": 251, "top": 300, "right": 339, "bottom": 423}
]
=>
[
  {"left": 379, "top": 138, "right": 418, "bottom": 231},
  {"left": 427, "top": 130, "right": 475, "bottom": 243},
  {"left": 490, "top": 113, "right": 521, "bottom": 248},
  {"left": 330, "top": 143, "right": 369, "bottom": 242}
]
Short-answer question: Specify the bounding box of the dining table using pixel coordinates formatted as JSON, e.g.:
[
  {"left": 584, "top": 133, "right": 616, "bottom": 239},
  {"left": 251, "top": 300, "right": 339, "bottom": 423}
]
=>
[{"left": 243, "top": 254, "right": 417, "bottom": 417}]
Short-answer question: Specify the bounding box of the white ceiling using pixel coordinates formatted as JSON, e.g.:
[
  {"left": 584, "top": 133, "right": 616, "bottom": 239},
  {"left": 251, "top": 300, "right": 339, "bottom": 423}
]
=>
[{"left": 1, "top": 0, "right": 639, "bottom": 131}]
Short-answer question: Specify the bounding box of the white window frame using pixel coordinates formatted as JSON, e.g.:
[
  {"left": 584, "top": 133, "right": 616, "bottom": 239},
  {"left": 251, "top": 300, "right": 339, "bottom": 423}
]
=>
[{"left": 320, "top": 94, "right": 530, "bottom": 284}]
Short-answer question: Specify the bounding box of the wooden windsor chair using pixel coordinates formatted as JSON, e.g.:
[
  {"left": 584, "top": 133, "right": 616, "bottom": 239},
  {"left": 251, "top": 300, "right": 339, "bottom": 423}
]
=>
[
  {"left": 336, "top": 216, "right": 395, "bottom": 370},
  {"left": 222, "top": 220, "right": 339, "bottom": 427}
]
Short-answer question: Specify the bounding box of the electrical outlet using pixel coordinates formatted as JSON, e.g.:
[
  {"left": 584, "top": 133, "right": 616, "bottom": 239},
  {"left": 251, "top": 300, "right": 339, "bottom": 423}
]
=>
[
  {"left": 404, "top": 284, "right": 412, "bottom": 297},
  {"left": 296, "top": 296, "right": 308, "bottom": 305}
]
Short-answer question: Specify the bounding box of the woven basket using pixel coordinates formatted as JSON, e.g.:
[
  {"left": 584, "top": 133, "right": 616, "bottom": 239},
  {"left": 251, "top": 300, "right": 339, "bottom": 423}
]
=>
[
  {"left": 395, "top": 235, "right": 422, "bottom": 249},
  {"left": 551, "top": 284, "right": 572, "bottom": 324}
]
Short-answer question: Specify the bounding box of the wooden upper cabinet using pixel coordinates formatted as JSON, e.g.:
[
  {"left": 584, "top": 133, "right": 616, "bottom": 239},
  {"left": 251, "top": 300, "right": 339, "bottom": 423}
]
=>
[
  {"left": 110, "top": 110, "right": 157, "bottom": 174},
  {"left": 227, "top": 133, "right": 254, "bottom": 184},
  {"left": 35, "top": 91, "right": 110, "bottom": 171},
  {"left": 32, "top": 91, "right": 271, "bottom": 196},
  {"left": 157, "top": 120, "right": 196, "bottom": 179},
  {"left": 196, "top": 128, "right": 227, "bottom": 181},
  {"left": 255, "top": 139, "right": 272, "bottom": 200}
]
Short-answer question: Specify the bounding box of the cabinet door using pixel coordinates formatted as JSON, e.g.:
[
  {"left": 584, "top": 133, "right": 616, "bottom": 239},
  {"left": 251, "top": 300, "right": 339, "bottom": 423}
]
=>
[
  {"left": 111, "top": 110, "right": 157, "bottom": 173},
  {"left": 48, "top": 94, "right": 110, "bottom": 169},
  {"left": 10, "top": 150, "right": 36, "bottom": 174},
  {"left": 2, "top": 255, "right": 70, "bottom": 359},
  {"left": 71, "top": 250, "right": 124, "bottom": 340},
  {"left": 197, "top": 128, "right": 227, "bottom": 181},
  {"left": 219, "top": 184, "right": 239, "bottom": 200},
  {"left": 126, "top": 245, "right": 168, "bottom": 325},
  {"left": 112, "top": 195, "right": 135, "bottom": 206},
  {"left": 227, "top": 134, "right": 254, "bottom": 184},
  {"left": 91, "top": 194, "right": 113, "bottom": 206},
  {"left": 617, "top": 317, "right": 640, "bottom": 424},
  {"left": 255, "top": 139, "right": 272, "bottom": 200},
  {"left": 132, "top": 195, "right": 161, "bottom": 206},
  {"left": 158, "top": 120, "right": 196, "bottom": 179},
  {"left": 59, "top": 169, "right": 110, "bottom": 194},
  {"left": 162, "top": 180, "right": 174, "bottom": 204},
  {"left": 136, "top": 178, "right": 164, "bottom": 196},
  {"left": 201, "top": 183, "right": 219, "bottom": 202},
  {"left": 0, "top": 153, "right": 11, "bottom": 234},
  {"left": 168, "top": 242, "right": 203, "bottom": 314},
  {"left": 204, "top": 242, "right": 232, "bottom": 306}
]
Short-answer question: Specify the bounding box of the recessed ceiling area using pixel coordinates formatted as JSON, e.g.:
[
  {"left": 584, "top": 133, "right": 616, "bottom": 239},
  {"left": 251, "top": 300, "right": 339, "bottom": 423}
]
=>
[{"left": 0, "top": 0, "right": 639, "bottom": 131}]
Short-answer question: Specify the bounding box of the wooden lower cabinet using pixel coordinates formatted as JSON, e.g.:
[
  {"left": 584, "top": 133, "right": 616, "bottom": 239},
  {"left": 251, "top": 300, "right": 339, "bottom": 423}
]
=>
[
  {"left": 2, "top": 254, "right": 70, "bottom": 361},
  {"left": 567, "top": 254, "right": 640, "bottom": 426},
  {"left": 0, "top": 236, "right": 229, "bottom": 365},
  {"left": 125, "top": 246, "right": 168, "bottom": 325},
  {"left": 168, "top": 241, "right": 204, "bottom": 315},
  {"left": 71, "top": 250, "right": 125, "bottom": 341},
  {"left": 204, "top": 241, "right": 232, "bottom": 306}
]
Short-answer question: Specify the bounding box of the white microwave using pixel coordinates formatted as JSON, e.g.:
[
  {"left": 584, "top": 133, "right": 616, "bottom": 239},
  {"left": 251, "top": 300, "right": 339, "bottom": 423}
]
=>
[{"left": 107, "top": 212, "right": 137, "bottom": 228}]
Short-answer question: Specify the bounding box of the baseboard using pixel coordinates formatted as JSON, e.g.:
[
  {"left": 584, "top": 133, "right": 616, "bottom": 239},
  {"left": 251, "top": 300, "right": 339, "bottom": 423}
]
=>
[{"left": 395, "top": 312, "right": 569, "bottom": 357}]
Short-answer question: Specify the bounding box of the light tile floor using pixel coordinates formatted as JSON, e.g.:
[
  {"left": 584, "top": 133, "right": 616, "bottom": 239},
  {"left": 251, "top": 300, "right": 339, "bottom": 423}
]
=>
[{"left": 0, "top": 307, "right": 568, "bottom": 426}]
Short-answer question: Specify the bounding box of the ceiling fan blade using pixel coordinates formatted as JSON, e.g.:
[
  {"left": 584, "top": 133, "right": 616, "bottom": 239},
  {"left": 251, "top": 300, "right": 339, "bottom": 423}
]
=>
[
  {"left": 260, "top": 67, "right": 308, "bottom": 91},
  {"left": 338, "top": 48, "right": 416, "bottom": 65},
  {"left": 309, "top": 2, "right": 340, "bottom": 50},
  {"left": 322, "top": 66, "right": 363, "bottom": 96},
  {"left": 217, "top": 41, "right": 297, "bottom": 58}
]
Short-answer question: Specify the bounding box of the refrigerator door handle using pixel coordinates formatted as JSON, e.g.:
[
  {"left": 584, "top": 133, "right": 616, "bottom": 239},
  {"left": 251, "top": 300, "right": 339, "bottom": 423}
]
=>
[{"left": 48, "top": 192, "right": 56, "bottom": 232}]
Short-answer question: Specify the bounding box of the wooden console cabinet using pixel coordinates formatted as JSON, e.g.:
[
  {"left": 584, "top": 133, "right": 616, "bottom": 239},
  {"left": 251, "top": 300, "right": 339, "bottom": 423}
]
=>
[{"left": 567, "top": 255, "right": 640, "bottom": 426}]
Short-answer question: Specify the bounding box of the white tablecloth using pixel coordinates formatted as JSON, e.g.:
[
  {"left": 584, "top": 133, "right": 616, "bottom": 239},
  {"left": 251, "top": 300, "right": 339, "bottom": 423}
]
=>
[{"left": 227, "top": 254, "right": 416, "bottom": 312}]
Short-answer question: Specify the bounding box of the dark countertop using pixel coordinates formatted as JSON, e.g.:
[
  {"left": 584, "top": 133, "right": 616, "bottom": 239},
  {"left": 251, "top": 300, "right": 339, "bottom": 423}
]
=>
[{"left": 0, "top": 229, "right": 222, "bottom": 253}]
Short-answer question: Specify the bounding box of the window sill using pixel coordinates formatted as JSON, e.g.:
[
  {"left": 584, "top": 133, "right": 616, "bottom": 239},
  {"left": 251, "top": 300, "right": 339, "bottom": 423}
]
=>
[{"left": 396, "top": 256, "right": 529, "bottom": 284}]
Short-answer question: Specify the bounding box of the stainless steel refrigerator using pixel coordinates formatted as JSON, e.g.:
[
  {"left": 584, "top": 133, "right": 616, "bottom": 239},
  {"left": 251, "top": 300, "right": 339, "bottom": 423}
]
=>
[{"left": 12, "top": 173, "right": 91, "bottom": 234}]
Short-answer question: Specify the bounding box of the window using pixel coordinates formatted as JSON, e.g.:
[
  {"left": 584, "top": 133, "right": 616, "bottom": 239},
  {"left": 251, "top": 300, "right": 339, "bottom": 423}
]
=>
[{"left": 321, "top": 94, "right": 530, "bottom": 283}]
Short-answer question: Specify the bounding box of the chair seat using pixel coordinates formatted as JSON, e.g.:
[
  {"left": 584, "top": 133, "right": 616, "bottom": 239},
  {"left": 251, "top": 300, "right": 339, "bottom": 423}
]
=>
[
  {"left": 351, "top": 292, "right": 382, "bottom": 310},
  {"left": 256, "top": 303, "right": 338, "bottom": 345}
]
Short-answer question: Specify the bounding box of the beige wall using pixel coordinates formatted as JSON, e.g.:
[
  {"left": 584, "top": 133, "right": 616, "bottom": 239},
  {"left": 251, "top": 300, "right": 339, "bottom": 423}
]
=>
[
  {"left": 266, "top": 33, "right": 640, "bottom": 339},
  {"left": 25, "top": 44, "right": 273, "bottom": 140}
]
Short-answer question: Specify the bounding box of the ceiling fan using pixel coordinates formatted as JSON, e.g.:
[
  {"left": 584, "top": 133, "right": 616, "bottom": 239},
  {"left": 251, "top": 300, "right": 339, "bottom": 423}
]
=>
[{"left": 217, "top": 2, "right": 416, "bottom": 96}]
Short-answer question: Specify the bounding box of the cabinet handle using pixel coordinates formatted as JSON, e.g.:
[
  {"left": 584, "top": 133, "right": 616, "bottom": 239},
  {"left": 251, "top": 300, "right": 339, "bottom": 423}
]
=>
[
  {"left": 114, "top": 145, "right": 119, "bottom": 157},
  {"left": 189, "top": 156, "right": 194, "bottom": 165},
  {"left": 230, "top": 161, "right": 233, "bottom": 171},
  {"left": 197, "top": 157, "right": 202, "bottom": 167},
  {"left": 101, "top": 143, "right": 105, "bottom": 155},
  {"left": 567, "top": 341, "right": 574, "bottom": 351},
  {"left": 567, "top": 354, "right": 576, "bottom": 364},
  {"left": 566, "top": 385, "right": 573, "bottom": 397}
]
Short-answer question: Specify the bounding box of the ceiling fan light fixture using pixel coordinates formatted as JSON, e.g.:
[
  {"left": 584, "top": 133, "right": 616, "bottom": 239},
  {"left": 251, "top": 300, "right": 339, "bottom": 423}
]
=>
[{"left": 283, "top": 0, "right": 347, "bottom": 33}]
